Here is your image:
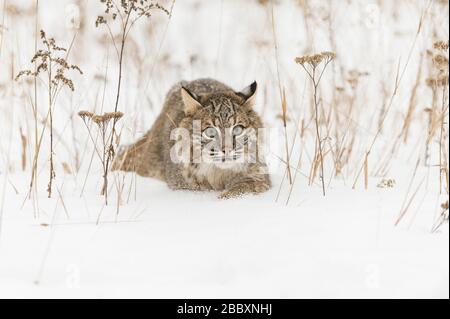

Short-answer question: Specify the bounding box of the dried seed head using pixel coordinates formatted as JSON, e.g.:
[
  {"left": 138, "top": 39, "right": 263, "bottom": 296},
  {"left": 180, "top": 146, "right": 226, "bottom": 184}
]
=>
[
  {"left": 310, "top": 54, "right": 324, "bottom": 67},
  {"left": 295, "top": 51, "right": 336, "bottom": 68},
  {"left": 92, "top": 115, "right": 105, "bottom": 124},
  {"left": 15, "top": 70, "right": 35, "bottom": 81},
  {"left": 112, "top": 112, "right": 124, "bottom": 120},
  {"left": 103, "top": 111, "right": 124, "bottom": 121},
  {"left": 442, "top": 200, "right": 449, "bottom": 211},
  {"left": 434, "top": 40, "right": 449, "bottom": 51},
  {"left": 89, "top": 112, "right": 124, "bottom": 126},
  {"left": 294, "top": 56, "right": 308, "bottom": 65},
  {"left": 5, "top": 4, "right": 20, "bottom": 16},
  {"left": 433, "top": 54, "right": 449, "bottom": 69},
  {"left": 426, "top": 76, "right": 449, "bottom": 87},
  {"left": 16, "top": 29, "right": 83, "bottom": 91},
  {"left": 320, "top": 51, "right": 336, "bottom": 61},
  {"left": 78, "top": 111, "right": 94, "bottom": 120},
  {"left": 96, "top": 0, "right": 169, "bottom": 28}
]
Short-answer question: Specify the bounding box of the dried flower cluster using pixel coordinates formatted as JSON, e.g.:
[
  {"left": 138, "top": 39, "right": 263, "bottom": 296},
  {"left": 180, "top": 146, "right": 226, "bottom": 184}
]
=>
[
  {"left": 426, "top": 76, "right": 449, "bottom": 88},
  {"left": 15, "top": 30, "right": 83, "bottom": 198},
  {"left": 346, "top": 69, "right": 369, "bottom": 89},
  {"left": 294, "top": 51, "right": 336, "bottom": 196},
  {"left": 90, "top": 0, "right": 169, "bottom": 205},
  {"left": 78, "top": 111, "right": 94, "bottom": 120},
  {"left": 433, "top": 200, "right": 449, "bottom": 233},
  {"left": 16, "top": 30, "right": 83, "bottom": 91},
  {"left": 78, "top": 109, "right": 125, "bottom": 204},
  {"left": 442, "top": 200, "right": 449, "bottom": 211},
  {"left": 434, "top": 40, "right": 449, "bottom": 51},
  {"left": 426, "top": 39, "right": 449, "bottom": 89},
  {"left": 95, "top": 0, "right": 169, "bottom": 27},
  {"left": 295, "top": 51, "right": 336, "bottom": 68},
  {"left": 433, "top": 54, "right": 449, "bottom": 68},
  {"left": 79, "top": 111, "right": 124, "bottom": 125}
]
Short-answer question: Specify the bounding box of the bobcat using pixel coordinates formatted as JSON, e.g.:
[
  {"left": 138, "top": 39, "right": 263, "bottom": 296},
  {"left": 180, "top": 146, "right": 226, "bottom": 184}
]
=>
[{"left": 112, "top": 78, "right": 271, "bottom": 199}]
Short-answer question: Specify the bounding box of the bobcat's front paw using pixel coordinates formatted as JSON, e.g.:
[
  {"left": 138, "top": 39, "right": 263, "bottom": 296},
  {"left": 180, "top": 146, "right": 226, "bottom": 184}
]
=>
[
  {"left": 218, "top": 188, "right": 244, "bottom": 200},
  {"left": 218, "top": 180, "right": 270, "bottom": 200}
]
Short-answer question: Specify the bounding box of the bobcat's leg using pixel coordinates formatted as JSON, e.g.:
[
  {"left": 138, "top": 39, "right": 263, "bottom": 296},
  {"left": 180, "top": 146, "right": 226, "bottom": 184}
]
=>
[
  {"left": 112, "top": 143, "right": 142, "bottom": 172},
  {"left": 164, "top": 162, "right": 205, "bottom": 191},
  {"left": 112, "top": 135, "right": 165, "bottom": 180}
]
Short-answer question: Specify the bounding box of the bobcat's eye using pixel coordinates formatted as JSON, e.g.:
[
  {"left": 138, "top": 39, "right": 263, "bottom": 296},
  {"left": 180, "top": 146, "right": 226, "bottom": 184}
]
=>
[
  {"left": 232, "top": 125, "right": 245, "bottom": 136},
  {"left": 203, "top": 127, "right": 218, "bottom": 139}
]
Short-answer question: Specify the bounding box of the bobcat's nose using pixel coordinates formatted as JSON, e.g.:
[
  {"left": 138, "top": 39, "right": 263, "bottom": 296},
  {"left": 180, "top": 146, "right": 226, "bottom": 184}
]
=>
[{"left": 221, "top": 144, "right": 233, "bottom": 154}]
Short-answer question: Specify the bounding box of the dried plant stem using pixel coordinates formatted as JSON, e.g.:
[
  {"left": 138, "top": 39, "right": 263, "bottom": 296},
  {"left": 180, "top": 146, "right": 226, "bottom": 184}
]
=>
[
  {"left": 102, "top": 11, "right": 130, "bottom": 204},
  {"left": 0, "top": 69, "right": 15, "bottom": 243},
  {"left": 0, "top": 0, "right": 5, "bottom": 57},
  {"left": 27, "top": 0, "right": 40, "bottom": 218},
  {"left": 401, "top": 53, "right": 424, "bottom": 143},
  {"left": 94, "top": 1, "right": 169, "bottom": 204},
  {"left": 286, "top": 146, "right": 304, "bottom": 205},
  {"left": 47, "top": 62, "right": 55, "bottom": 198},
  {"left": 272, "top": 7, "right": 292, "bottom": 185},
  {"left": 438, "top": 84, "right": 449, "bottom": 194},
  {"left": 295, "top": 52, "right": 335, "bottom": 195},
  {"left": 275, "top": 80, "right": 307, "bottom": 202},
  {"left": 364, "top": 152, "right": 369, "bottom": 190},
  {"left": 395, "top": 158, "right": 421, "bottom": 226},
  {"left": 281, "top": 89, "right": 292, "bottom": 185},
  {"left": 352, "top": 3, "right": 428, "bottom": 189},
  {"left": 312, "top": 74, "right": 326, "bottom": 196},
  {"left": 395, "top": 177, "right": 425, "bottom": 227},
  {"left": 19, "top": 30, "right": 81, "bottom": 199},
  {"left": 19, "top": 127, "right": 27, "bottom": 171}
]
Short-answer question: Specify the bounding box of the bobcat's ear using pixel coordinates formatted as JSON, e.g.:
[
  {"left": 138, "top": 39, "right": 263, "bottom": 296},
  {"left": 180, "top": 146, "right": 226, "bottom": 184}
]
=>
[
  {"left": 237, "top": 81, "right": 257, "bottom": 107},
  {"left": 181, "top": 86, "right": 201, "bottom": 115}
]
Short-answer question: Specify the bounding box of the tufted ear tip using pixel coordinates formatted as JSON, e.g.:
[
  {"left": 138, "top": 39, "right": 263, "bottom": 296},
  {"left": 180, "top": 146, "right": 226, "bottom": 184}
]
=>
[
  {"left": 237, "top": 81, "right": 258, "bottom": 107},
  {"left": 181, "top": 86, "right": 201, "bottom": 115}
]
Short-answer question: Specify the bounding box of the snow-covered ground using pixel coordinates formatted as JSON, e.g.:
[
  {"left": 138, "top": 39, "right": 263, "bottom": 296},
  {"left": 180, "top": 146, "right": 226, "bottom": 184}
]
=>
[
  {"left": 0, "top": 169, "right": 448, "bottom": 298},
  {"left": 0, "top": 0, "right": 448, "bottom": 298}
]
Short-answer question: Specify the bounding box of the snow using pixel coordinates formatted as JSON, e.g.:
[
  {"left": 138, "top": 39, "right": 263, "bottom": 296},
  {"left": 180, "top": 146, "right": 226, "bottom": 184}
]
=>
[
  {"left": 0, "top": 169, "right": 447, "bottom": 298},
  {"left": 0, "top": 0, "right": 449, "bottom": 298}
]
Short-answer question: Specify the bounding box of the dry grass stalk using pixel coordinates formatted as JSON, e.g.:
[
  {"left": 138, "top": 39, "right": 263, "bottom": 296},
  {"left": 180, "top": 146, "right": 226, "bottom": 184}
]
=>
[
  {"left": 94, "top": 0, "right": 168, "bottom": 204},
  {"left": 16, "top": 30, "right": 83, "bottom": 198},
  {"left": 295, "top": 51, "right": 336, "bottom": 196},
  {"left": 425, "top": 39, "right": 449, "bottom": 193},
  {"left": 276, "top": 80, "right": 308, "bottom": 203},
  {"left": 19, "top": 127, "right": 27, "bottom": 171},
  {"left": 395, "top": 158, "right": 421, "bottom": 226},
  {"left": 0, "top": 0, "right": 6, "bottom": 57},
  {"left": 434, "top": 42, "right": 449, "bottom": 195},
  {"left": 352, "top": 3, "right": 429, "bottom": 190},
  {"left": 281, "top": 88, "right": 292, "bottom": 185},
  {"left": 401, "top": 53, "right": 424, "bottom": 143},
  {"left": 432, "top": 200, "right": 449, "bottom": 233},
  {"left": 271, "top": 7, "right": 292, "bottom": 185},
  {"left": 78, "top": 111, "right": 124, "bottom": 204},
  {"left": 364, "top": 153, "right": 369, "bottom": 190}
]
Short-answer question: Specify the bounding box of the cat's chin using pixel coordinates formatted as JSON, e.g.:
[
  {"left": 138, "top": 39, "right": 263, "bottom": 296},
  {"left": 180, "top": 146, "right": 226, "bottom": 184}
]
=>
[{"left": 213, "top": 161, "right": 246, "bottom": 171}]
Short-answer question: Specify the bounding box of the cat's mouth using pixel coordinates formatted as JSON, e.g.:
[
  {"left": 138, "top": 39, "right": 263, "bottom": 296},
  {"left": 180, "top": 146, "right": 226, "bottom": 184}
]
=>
[{"left": 205, "top": 149, "right": 245, "bottom": 168}]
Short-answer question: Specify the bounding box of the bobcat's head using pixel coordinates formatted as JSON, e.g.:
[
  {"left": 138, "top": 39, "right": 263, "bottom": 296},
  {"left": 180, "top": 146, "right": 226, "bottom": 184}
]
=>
[{"left": 179, "top": 82, "right": 262, "bottom": 170}]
